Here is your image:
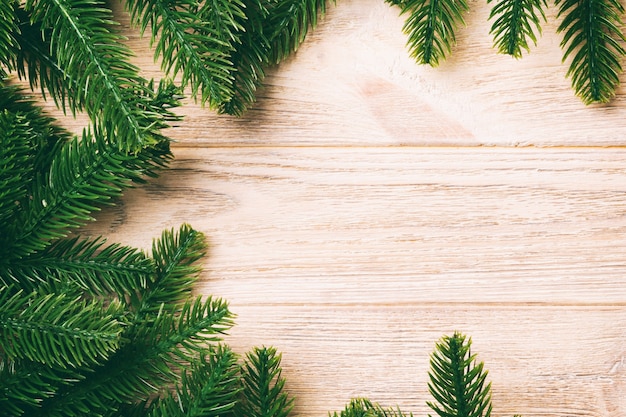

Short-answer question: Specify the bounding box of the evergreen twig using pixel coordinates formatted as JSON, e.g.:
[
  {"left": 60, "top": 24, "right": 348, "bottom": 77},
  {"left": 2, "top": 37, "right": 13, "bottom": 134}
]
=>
[
  {"left": 556, "top": 0, "right": 626, "bottom": 103},
  {"left": 237, "top": 346, "right": 295, "bottom": 417},
  {"left": 427, "top": 332, "right": 492, "bottom": 417},
  {"left": 330, "top": 398, "right": 413, "bottom": 417},
  {"left": 387, "top": 0, "right": 469, "bottom": 66},
  {"left": 488, "top": 0, "right": 547, "bottom": 58}
]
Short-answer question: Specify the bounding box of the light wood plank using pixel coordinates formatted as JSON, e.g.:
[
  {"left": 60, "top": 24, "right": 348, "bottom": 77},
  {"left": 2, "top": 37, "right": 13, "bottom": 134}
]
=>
[{"left": 83, "top": 147, "right": 626, "bottom": 305}]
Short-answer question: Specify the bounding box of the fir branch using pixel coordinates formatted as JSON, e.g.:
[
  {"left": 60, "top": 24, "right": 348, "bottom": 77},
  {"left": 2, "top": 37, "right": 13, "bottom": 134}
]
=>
[
  {"left": 265, "top": 0, "right": 329, "bottom": 65},
  {"left": 131, "top": 223, "right": 207, "bottom": 319},
  {"left": 22, "top": 0, "right": 171, "bottom": 151},
  {"left": 126, "top": 0, "right": 245, "bottom": 108},
  {"left": 150, "top": 296, "right": 235, "bottom": 365},
  {"left": 0, "top": 359, "right": 48, "bottom": 417},
  {"left": 427, "top": 332, "right": 492, "bottom": 417},
  {"left": 1, "top": 129, "right": 171, "bottom": 259},
  {"left": 330, "top": 398, "right": 412, "bottom": 417},
  {"left": 142, "top": 345, "right": 242, "bottom": 417},
  {"left": 556, "top": 0, "right": 626, "bottom": 103},
  {"left": 32, "top": 296, "right": 233, "bottom": 417},
  {"left": 0, "top": 0, "right": 18, "bottom": 76},
  {"left": 390, "top": 0, "right": 469, "bottom": 66},
  {"left": 218, "top": 0, "right": 271, "bottom": 116},
  {"left": 488, "top": 0, "right": 547, "bottom": 57},
  {"left": 219, "top": 0, "right": 329, "bottom": 115},
  {"left": 11, "top": 8, "right": 84, "bottom": 115},
  {"left": 0, "top": 82, "right": 69, "bottom": 174},
  {"left": 1, "top": 236, "right": 155, "bottom": 296},
  {"left": 172, "top": 345, "right": 241, "bottom": 417},
  {"left": 0, "top": 288, "right": 124, "bottom": 368},
  {"left": 386, "top": 0, "right": 408, "bottom": 6},
  {"left": 0, "top": 358, "right": 80, "bottom": 417},
  {"left": 112, "top": 0, "right": 329, "bottom": 115},
  {"left": 236, "top": 346, "right": 294, "bottom": 417},
  {"left": 0, "top": 111, "right": 35, "bottom": 226}
]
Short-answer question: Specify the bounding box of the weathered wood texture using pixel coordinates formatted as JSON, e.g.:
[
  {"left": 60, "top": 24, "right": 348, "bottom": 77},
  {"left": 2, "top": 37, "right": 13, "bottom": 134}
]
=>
[{"left": 71, "top": 0, "right": 626, "bottom": 416}]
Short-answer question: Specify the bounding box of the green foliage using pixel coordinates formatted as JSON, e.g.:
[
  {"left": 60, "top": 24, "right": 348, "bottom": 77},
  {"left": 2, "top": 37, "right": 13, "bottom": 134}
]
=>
[
  {"left": 556, "top": 0, "right": 626, "bottom": 103},
  {"left": 16, "top": 0, "right": 173, "bottom": 151},
  {"left": 388, "top": 0, "right": 626, "bottom": 103},
  {"left": 331, "top": 333, "right": 502, "bottom": 417},
  {"left": 0, "top": 1, "right": 331, "bottom": 415},
  {"left": 123, "top": 0, "right": 329, "bottom": 115},
  {"left": 0, "top": 0, "right": 17, "bottom": 76},
  {"left": 134, "top": 345, "right": 243, "bottom": 417},
  {"left": 427, "top": 332, "right": 492, "bottom": 417},
  {"left": 125, "top": 0, "right": 246, "bottom": 109},
  {"left": 0, "top": 86, "right": 174, "bottom": 259},
  {"left": 388, "top": 0, "right": 469, "bottom": 66},
  {"left": 0, "top": 289, "right": 124, "bottom": 368},
  {"left": 3, "top": 0, "right": 328, "bottom": 125},
  {"left": 237, "top": 346, "right": 295, "bottom": 417},
  {"left": 213, "top": 0, "right": 331, "bottom": 115},
  {"left": 265, "top": 0, "right": 329, "bottom": 64},
  {"left": 4, "top": 235, "right": 155, "bottom": 295},
  {"left": 488, "top": 0, "right": 547, "bottom": 58},
  {"left": 0, "top": 80, "right": 295, "bottom": 417},
  {"left": 330, "top": 398, "right": 413, "bottom": 417}
]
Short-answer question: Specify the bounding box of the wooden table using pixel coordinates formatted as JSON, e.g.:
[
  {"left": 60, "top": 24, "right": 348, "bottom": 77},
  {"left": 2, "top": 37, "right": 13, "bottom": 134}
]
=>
[{"left": 77, "top": 0, "right": 626, "bottom": 415}]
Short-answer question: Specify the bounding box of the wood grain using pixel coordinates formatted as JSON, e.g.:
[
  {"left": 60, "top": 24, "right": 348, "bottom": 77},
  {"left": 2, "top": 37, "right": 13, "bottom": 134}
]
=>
[
  {"left": 28, "top": 0, "right": 626, "bottom": 415},
  {"left": 81, "top": 147, "right": 626, "bottom": 416}
]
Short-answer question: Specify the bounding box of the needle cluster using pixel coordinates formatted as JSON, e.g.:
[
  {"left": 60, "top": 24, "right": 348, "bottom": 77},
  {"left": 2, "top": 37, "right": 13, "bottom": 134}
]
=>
[
  {"left": 330, "top": 332, "right": 517, "bottom": 417},
  {"left": 387, "top": 0, "right": 626, "bottom": 103}
]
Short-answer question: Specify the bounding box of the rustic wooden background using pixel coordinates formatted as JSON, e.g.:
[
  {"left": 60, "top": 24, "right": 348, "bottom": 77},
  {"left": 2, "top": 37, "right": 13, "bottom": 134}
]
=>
[{"left": 65, "top": 0, "right": 626, "bottom": 415}]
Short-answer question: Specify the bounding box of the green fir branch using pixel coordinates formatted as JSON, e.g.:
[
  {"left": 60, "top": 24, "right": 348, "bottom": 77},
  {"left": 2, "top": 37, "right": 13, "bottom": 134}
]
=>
[
  {"left": 219, "top": 0, "right": 329, "bottom": 115},
  {"left": 130, "top": 224, "right": 208, "bottom": 319},
  {"left": 1, "top": 236, "right": 154, "bottom": 296},
  {"left": 0, "top": 288, "right": 124, "bottom": 368},
  {"left": 330, "top": 398, "right": 412, "bottom": 417},
  {"left": 171, "top": 345, "right": 241, "bottom": 417},
  {"left": 0, "top": 81, "right": 178, "bottom": 259},
  {"left": 0, "top": 82, "right": 69, "bottom": 183},
  {"left": 265, "top": 0, "right": 329, "bottom": 65},
  {"left": 12, "top": 7, "right": 85, "bottom": 115},
  {"left": 30, "top": 296, "right": 233, "bottom": 417},
  {"left": 140, "top": 345, "right": 242, "bottom": 417},
  {"left": 390, "top": 0, "right": 469, "bottom": 66},
  {"left": 488, "top": 0, "right": 547, "bottom": 57},
  {"left": 0, "top": 111, "right": 35, "bottom": 226},
  {"left": 556, "top": 0, "right": 626, "bottom": 103},
  {"left": 236, "top": 346, "right": 294, "bottom": 417},
  {"left": 1, "top": 128, "right": 172, "bottom": 259},
  {"left": 427, "top": 332, "right": 492, "bottom": 417},
  {"left": 0, "top": 0, "right": 18, "bottom": 76},
  {"left": 22, "top": 0, "right": 170, "bottom": 151},
  {"left": 218, "top": 0, "right": 271, "bottom": 116},
  {"left": 146, "top": 296, "right": 235, "bottom": 366},
  {"left": 0, "top": 358, "right": 81, "bottom": 417},
  {"left": 125, "top": 0, "right": 245, "bottom": 108},
  {"left": 0, "top": 359, "right": 50, "bottom": 417}
]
